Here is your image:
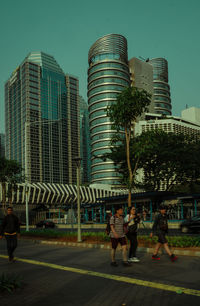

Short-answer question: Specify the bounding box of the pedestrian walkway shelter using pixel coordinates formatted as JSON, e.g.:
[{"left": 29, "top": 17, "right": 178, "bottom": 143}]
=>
[{"left": 82, "top": 191, "right": 200, "bottom": 224}]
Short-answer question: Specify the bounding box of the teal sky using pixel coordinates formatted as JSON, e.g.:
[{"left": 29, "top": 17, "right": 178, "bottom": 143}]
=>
[{"left": 0, "top": 0, "right": 200, "bottom": 133}]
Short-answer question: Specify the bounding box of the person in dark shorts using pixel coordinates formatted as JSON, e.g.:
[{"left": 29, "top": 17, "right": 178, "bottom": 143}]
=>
[
  {"left": 110, "top": 207, "right": 131, "bottom": 267},
  {"left": 150, "top": 205, "right": 177, "bottom": 262},
  {"left": 0, "top": 207, "right": 20, "bottom": 262}
]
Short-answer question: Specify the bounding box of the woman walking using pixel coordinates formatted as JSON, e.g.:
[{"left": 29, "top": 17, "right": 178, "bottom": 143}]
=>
[{"left": 124, "top": 206, "right": 140, "bottom": 263}]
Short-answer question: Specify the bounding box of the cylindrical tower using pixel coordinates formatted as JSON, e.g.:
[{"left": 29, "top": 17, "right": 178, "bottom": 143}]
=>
[
  {"left": 149, "top": 58, "right": 172, "bottom": 115},
  {"left": 88, "top": 34, "right": 130, "bottom": 186}
]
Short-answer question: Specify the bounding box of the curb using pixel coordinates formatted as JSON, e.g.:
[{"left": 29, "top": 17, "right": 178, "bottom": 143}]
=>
[{"left": 22, "top": 239, "right": 200, "bottom": 257}]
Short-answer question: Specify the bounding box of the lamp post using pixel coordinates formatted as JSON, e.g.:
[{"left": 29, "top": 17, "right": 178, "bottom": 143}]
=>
[
  {"left": 24, "top": 118, "right": 61, "bottom": 231},
  {"left": 73, "top": 156, "right": 82, "bottom": 242}
]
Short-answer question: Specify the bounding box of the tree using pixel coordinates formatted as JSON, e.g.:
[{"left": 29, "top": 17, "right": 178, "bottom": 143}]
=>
[
  {"left": 136, "top": 130, "right": 200, "bottom": 192},
  {"left": 103, "top": 129, "right": 200, "bottom": 193},
  {"left": 107, "top": 86, "right": 151, "bottom": 206},
  {"left": 0, "top": 157, "right": 23, "bottom": 213}
]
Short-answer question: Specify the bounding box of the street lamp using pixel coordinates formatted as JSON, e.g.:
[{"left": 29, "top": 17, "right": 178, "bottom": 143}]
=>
[
  {"left": 24, "top": 118, "right": 61, "bottom": 231},
  {"left": 73, "top": 156, "right": 82, "bottom": 242}
]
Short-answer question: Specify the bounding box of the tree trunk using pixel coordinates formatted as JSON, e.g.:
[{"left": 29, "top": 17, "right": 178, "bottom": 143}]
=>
[{"left": 125, "top": 127, "right": 132, "bottom": 207}]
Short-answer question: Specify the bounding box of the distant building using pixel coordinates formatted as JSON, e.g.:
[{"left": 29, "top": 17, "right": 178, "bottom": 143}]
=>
[
  {"left": 128, "top": 57, "right": 155, "bottom": 117},
  {"left": 135, "top": 112, "right": 200, "bottom": 137},
  {"left": 0, "top": 133, "right": 5, "bottom": 157},
  {"left": 181, "top": 107, "right": 200, "bottom": 125},
  {"left": 5, "top": 52, "right": 80, "bottom": 184},
  {"left": 79, "top": 96, "right": 91, "bottom": 184},
  {"left": 148, "top": 58, "right": 172, "bottom": 115},
  {"left": 88, "top": 34, "right": 131, "bottom": 186}
]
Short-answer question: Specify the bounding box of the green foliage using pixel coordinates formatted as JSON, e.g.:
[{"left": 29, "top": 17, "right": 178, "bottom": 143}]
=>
[
  {"left": 21, "top": 230, "right": 200, "bottom": 247},
  {"left": 0, "top": 157, "right": 22, "bottom": 183},
  {"left": 102, "top": 129, "right": 200, "bottom": 192},
  {"left": 21, "top": 229, "right": 111, "bottom": 241},
  {"left": 0, "top": 273, "right": 23, "bottom": 293},
  {"left": 104, "top": 86, "right": 152, "bottom": 202},
  {"left": 139, "top": 235, "right": 200, "bottom": 247},
  {"left": 0, "top": 157, "right": 23, "bottom": 210},
  {"left": 136, "top": 130, "right": 200, "bottom": 191},
  {"left": 107, "top": 87, "right": 151, "bottom": 130}
]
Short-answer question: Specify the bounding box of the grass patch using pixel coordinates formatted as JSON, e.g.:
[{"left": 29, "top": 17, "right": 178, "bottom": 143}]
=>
[
  {"left": 0, "top": 273, "right": 23, "bottom": 293},
  {"left": 138, "top": 235, "right": 200, "bottom": 248},
  {"left": 21, "top": 230, "right": 200, "bottom": 247}
]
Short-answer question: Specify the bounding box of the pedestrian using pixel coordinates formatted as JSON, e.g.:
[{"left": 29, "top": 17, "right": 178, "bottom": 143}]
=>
[
  {"left": 0, "top": 207, "right": 20, "bottom": 262},
  {"left": 124, "top": 206, "right": 140, "bottom": 263},
  {"left": 150, "top": 205, "right": 177, "bottom": 262},
  {"left": 110, "top": 206, "right": 131, "bottom": 267}
]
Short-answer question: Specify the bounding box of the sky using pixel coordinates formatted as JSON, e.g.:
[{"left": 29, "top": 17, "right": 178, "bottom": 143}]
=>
[{"left": 0, "top": 0, "right": 200, "bottom": 133}]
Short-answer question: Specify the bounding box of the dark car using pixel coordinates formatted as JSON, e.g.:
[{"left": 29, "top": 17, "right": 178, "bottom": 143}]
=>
[
  {"left": 36, "top": 220, "right": 55, "bottom": 229},
  {"left": 180, "top": 216, "right": 200, "bottom": 233}
]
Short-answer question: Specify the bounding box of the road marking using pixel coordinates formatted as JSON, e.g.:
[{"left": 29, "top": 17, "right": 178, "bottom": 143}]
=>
[{"left": 0, "top": 254, "right": 200, "bottom": 297}]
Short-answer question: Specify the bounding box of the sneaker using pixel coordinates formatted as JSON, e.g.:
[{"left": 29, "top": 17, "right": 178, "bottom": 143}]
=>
[
  {"left": 132, "top": 257, "right": 140, "bottom": 262},
  {"left": 170, "top": 254, "right": 178, "bottom": 262},
  {"left": 152, "top": 254, "right": 160, "bottom": 260},
  {"left": 123, "top": 261, "right": 132, "bottom": 267},
  {"left": 110, "top": 261, "right": 118, "bottom": 267}
]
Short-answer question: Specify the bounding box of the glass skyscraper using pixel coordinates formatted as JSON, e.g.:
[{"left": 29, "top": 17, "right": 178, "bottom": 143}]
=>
[
  {"left": 148, "top": 58, "right": 172, "bottom": 115},
  {"left": 88, "top": 34, "right": 130, "bottom": 186},
  {"left": 5, "top": 52, "right": 79, "bottom": 184}
]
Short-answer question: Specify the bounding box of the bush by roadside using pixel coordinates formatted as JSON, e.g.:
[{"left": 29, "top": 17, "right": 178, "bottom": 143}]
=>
[
  {"left": 21, "top": 230, "right": 200, "bottom": 248},
  {"left": 0, "top": 273, "right": 23, "bottom": 294}
]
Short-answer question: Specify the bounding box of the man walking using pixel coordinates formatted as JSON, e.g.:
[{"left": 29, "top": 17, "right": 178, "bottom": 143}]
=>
[
  {"left": 0, "top": 207, "right": 20, "bottom": 262},
  {"left": 150, "top": 205, "right": 177, "bottom": 262},
  {"left": 110, "top": 206, "right": 130, "bottom": 267}
]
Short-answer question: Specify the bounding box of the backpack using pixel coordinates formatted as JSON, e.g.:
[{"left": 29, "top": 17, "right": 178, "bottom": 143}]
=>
[{"left": 105, "top": 215, "right": 115, "bottom": 235}]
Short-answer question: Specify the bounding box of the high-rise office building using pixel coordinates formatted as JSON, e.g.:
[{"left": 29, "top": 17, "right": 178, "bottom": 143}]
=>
[
  {"left": 0, "top": 133, "right": 5, "bottom": 157},
  {"left": 148, "top": 58, "right": 172, "bottom": 115},
  {"left": 88, "top": 34, "right": 131, "bottom": 186},
  {"left": 5, "top": 52, "right": 79, "bottom": 184},
  {"left": 128, "top": 57, "right": 155, "bottom": 117},
  {"left": 79, "top": 96, "right": 91, "bottom": 184}
]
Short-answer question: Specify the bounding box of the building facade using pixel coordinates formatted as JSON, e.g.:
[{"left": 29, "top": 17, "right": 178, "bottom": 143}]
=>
[
  {"left": 88, "top": 34, "right": 131, "bottom": 186},
  {"left": 148, "top": 58, "right": 172, "bottom": 115},
  {"left": 0, "top": 133, "right": 5, "bottom": 157},
  {"left": 128, "top": 57, "right": 155, "bottom": 117},
  {"left": 5, "top": 52, "right": 79, "bottom": 184},
  {"left": 135, "top": 112, "right": 200, "bottom": 136}
]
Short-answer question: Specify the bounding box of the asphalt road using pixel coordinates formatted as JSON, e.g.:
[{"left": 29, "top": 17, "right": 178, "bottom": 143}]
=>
[{"left": 0, "top": 240, "right": 200, "bottom": 306}]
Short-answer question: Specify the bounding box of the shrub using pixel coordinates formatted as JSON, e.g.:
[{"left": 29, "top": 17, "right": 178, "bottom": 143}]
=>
[
  {"left": 21, "top": 230, "right": 200, "bottom": 247},
  {"left": 0, "top": 273, "right": 23, "bottom": 293}
]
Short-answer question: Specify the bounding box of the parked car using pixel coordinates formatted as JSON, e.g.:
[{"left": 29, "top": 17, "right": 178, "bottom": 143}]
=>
[
  {"left": 35, "top": 220, "right": 55, "bottom": 229},
  {"left": 180, "top": 216, "right": 200, "bottom": 233}
]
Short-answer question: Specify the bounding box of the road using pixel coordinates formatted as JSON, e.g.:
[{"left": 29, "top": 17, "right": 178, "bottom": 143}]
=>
[{"left": 0, "top": 240, "right": 200, "bottom": 305}]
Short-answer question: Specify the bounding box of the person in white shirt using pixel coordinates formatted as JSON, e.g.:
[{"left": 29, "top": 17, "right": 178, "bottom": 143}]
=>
[{"left": 124, "top": 206, "right": 140, "bottom": 263}]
